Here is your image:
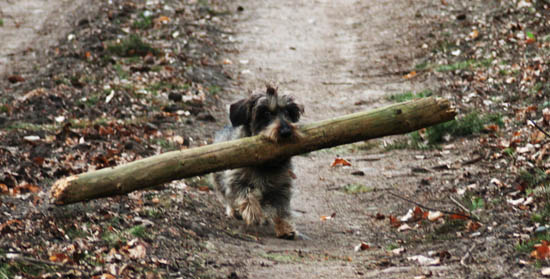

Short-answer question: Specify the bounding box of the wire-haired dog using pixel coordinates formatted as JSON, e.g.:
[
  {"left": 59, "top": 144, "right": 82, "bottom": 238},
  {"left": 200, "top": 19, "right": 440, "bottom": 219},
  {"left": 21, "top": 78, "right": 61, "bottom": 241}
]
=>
[{"left": 213, "top": 85, "right": 304, "bottom": 239}]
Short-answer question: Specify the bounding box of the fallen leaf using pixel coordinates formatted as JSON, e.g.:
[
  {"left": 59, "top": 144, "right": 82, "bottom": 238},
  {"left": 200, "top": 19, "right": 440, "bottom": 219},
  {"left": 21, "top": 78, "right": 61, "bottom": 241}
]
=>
[
  {"left": 403, "top": 71, "right": 417, "bottom": 79},
  {"left": 198, "top": 186, "right": 210, "bottom": 192},
  {"left": 389, "top": 215, "right": 402, "bottom": 227},
  {"left": 542, "top": 267, "right": 550, "bottom": 276},
  {"left": 427, "top": 211, "right": 444, "bottom": 221},
  {"left": 484, "top": 124, "right": 499, "bottom": 132},
  {"left": 49, "top": 253, "right": 70, "bottom": 263},
  {"left": 331, "top": 158, "right": 351, "bottom": 167},
  {"left": 450, "top": 213, "right": 469, "bottom": 220},
  {"left": 407, "top": 255, "right": 440, "bottom": 266},
  {"left": 0, "top": 184, "right": 9, "bottom": 194},
  {"left": 413, "top": 206, "right": 425, "bottom": 220},
  {"left": 154, "top": 15, "right": 171, "bottom": 26},
  {"left": 8, "top": 75, "right": 25, "bottom": 83},
  {"left": 320, "top": 212, "right": 336, "bottom": 221},
  {"left": 400, "top": 208, "right": 414, "bottom": 222},
  {"left": 354, "top": 242, "right": 370, "bottom": 252},
  {"left": 469, "top": 29, "right": 479, "bottom": 40},
  {"left": 16, "top": 183, "right": 40, "bottom": 193},
  {"left": 397, "top": 223, "right": 412, "bottom": 231},
  {"left": 392, "top": 247, "right": 405, "bottom": 255},
  {"left": 128, "top": 244, "right": 147, "bottom": 259},
  {"left": 23, "top": 135, "right": 41, "bottom": 142},
  {"left": 466, "top": 220, "right": 481, "bottom": 231},
  {"left": 0, "top": 219, "right": 23, "bottom": 233},
  {"left": 532, "top": 241, "right": 550, "bottom": 259}
]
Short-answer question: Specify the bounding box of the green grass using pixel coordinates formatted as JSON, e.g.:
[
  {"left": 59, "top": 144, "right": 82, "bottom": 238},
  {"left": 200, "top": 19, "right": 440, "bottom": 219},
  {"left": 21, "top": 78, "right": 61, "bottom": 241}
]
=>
[
  {"left": 207, "top": 85, "right": 222, "bottom": 95},
  {"left": 0, "top": 19, "right": 4, "bottom": 27},
  {"left": 107, "top": 34, "right": 159, "bottom": 57},
  {"left": 436, "top": 59, "right": 493, "bottom": 72},
  {"left": 520, "top": 168, "right": 549, "bottom": 188},
  {"left": 387, "top": 89, "right": 432, "bottom": 102},
  {"left": 341, "top": 184, "right": 372, "bottom": 194},
  {"left": 384, "top": 112, "right": 503, "bottom": 150},
  {"left": 516, "top": 233, "right": 550, "bottom": 253},
  {"left": 113, "top": 63, "right": 129, "bottom": 79},
  {"left": 102, "top": 231, "right": 125, "bottom": 248},
  {"left": 261, "top": 252, "right": 300, "bottom": 263},
  {"left": 425, "top": 112, "right": 503, "bottom": 144},
  {"left": 129, "top": 225, "right": 148, "bottom": 239},
  {"left": 133, "top": 12, "right": 153, "bottom": 29}
]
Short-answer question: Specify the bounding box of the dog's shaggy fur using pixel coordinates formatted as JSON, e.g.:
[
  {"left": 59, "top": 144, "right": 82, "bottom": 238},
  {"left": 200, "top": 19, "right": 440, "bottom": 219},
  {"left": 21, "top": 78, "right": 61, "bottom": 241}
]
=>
[{"left": 213, "top": 85, "right": 304, "bottom": 239}]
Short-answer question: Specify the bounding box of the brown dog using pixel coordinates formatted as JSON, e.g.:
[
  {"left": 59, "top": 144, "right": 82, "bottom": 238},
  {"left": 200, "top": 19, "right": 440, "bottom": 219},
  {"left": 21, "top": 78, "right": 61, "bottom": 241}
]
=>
[{"left": 212, "top": 85, "right": 304, "bottom": 239}]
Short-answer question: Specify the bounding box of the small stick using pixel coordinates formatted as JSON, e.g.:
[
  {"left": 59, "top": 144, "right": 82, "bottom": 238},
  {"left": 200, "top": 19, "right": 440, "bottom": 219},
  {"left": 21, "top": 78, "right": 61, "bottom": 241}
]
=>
[
  {"left": 460, "top": 243, "right": 477, "bottom": 267},
  {"left": 449, "top": 195, "right": 482, "bottom": 222},
  {"left": 386, "top": 191, "right": 475, "bottom": 220},
  {"left": 3, "top": 253, "right": 67, "bottom": 267},
  {"left": 529, "top": 118, "right": 550, "bottom": 138}
]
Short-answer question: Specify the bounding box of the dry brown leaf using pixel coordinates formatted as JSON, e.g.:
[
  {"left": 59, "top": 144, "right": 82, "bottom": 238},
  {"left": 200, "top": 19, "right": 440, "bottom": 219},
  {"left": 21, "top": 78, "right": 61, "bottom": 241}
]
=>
[
  {"left": 403, "top": 71, "right": 417, "bottom": 79},
  {"left": 128, "top": 244, "right": 147, "bottom": 259},
  {"left": 466, "top": 220, "right": 481, "bottom": 231},
  {"left": 532, "top": 241, "right": 550, "bottom": 259},
  {"left": 469, "top": 29, "right": 479, "bottom": 39},
  {"left": 331, "top": 158, "right": 351, "bottom": 167},
  {"left": 389, "top": 215, "right": 402, "bottom": 227},
  {"left": 320, "top": 212, "right": 336, "bottom": 221}
]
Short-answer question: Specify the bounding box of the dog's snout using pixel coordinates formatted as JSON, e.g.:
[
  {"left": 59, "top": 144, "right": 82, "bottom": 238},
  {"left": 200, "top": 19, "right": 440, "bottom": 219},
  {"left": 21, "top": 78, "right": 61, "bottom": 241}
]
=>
[{"left": 279, "top": 121, "right": 292, "bottom": 138}]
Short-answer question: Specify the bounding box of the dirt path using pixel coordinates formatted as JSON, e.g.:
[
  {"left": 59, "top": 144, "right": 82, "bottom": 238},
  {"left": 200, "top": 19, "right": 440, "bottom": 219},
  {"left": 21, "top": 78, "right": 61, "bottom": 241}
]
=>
[
  {"left": 0, "top": 0, "right": 86, "bottom": 77},
  {"left": 217, "top": 0, "right": 455, "bottom": 278}
]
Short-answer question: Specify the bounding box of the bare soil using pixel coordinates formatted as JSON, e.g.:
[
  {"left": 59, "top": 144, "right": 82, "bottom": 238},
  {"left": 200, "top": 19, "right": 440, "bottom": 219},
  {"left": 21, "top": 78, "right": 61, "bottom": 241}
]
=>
[{"left": 1, "top": 0, "right": 548, "bottom": 278}]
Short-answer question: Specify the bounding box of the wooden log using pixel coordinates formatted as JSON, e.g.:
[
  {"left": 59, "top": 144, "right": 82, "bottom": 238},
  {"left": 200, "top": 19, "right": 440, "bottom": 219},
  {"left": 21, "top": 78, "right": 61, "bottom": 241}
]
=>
[{"left": 50, "top": 97, "right": 456, "bottom": 205}]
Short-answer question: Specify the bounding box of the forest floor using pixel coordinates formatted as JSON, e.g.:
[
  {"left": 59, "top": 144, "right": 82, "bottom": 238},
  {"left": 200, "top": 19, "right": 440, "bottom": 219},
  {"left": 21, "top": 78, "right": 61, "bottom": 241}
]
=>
[{"left": 1, "top": 0, "right": 550, "bottom": 278}]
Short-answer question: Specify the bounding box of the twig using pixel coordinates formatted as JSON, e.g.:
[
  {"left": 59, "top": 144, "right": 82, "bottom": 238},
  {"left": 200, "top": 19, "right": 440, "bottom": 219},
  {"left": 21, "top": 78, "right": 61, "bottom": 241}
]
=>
[
  {"left": 3, "top": 253, "right": 66, "bottom": 267},
  {"left": 529, "top": 118, "right": 550, "bottom": 138},
  {"left": 449, "top": 195, "right": 481, "bottom": 222},
  {"left": 386, "top": 191, "right": 476, "bottom": 220},
  {"left": 460, "top": 243, "right": 477, "bottom": 267}
]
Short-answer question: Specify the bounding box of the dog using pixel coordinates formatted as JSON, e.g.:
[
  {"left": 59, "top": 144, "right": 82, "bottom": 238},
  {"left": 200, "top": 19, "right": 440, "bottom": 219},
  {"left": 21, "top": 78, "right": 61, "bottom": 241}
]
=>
[{"left": 212, "top": 85, "right": 304, "bottom": 239}]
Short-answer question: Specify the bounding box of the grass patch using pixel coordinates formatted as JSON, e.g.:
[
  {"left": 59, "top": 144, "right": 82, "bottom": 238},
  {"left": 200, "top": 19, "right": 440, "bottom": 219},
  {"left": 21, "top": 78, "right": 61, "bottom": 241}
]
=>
[
  {"left": 516, "top": 233, "right": 550, "bottom": 253},
  {"left": 133, "top": 12, "right": 153, "bottom": 29},
  {"left": 521, "top": 168, "right": 549, "bottom": 189},
  {"left": 0, "top": 19, "right": 3, "bottom": 27},
  {"left": 107, "top": 34, "right": 159, "bottom": 57},
  {"left": 387, "top": 89, "right": 432, "bottom": 102},
  {"left": 436, "top": 59, "right": 493, "bottom": 72},
  {"left": 113, "top": 63, "right": 129, "bottom": 79},
  {"left": 424, "top": 112, "right": 503, "bottom": 144},
  {"left": 384, "top": 112, "right": 502, "bottom": 150},
  {"left": 207, "top": 85, "right": 222, "bottom": 95},
  {"left": 129, "top": 225, "right": 148, "bottom": 239},
  {"left": 261, "top": 252, "right": 300, "bottom": 263},
  {"left": 340, "top": 184, "right": 372, "bottom": 194}
]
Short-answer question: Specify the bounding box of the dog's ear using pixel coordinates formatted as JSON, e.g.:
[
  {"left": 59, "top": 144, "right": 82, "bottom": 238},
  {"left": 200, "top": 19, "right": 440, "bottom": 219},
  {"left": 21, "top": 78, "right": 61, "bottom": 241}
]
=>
[
  {"left": 283, "top": 96, "right": 304, "bottom": 123},
  {"left": 230, "top": 94, "right": 262, "bottom": 127},
  {"left": 229, "top": 98, "right": 250, "bottom": 127}
]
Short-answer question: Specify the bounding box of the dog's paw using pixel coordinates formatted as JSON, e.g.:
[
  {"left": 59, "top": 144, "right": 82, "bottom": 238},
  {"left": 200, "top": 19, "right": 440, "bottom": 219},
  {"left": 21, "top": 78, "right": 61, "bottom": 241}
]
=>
[
  {"left": 273, "top": 217, "right": 298, "bottom": 240},
  {"left": 277, "top": 231, "right": 296, "bottom": 240}
]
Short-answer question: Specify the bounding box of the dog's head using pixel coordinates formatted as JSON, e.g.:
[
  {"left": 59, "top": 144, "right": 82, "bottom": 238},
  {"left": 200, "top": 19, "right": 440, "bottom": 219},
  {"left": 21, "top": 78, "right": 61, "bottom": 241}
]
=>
[{"left": 229, "top": 85, "right": 304, "bottom": 141}]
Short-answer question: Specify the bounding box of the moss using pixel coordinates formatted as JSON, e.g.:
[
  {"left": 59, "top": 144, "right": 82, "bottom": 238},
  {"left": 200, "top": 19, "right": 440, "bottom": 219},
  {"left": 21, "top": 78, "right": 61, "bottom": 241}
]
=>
[{"left": 107, "top": 34, "right": 159, "bottom": 57}]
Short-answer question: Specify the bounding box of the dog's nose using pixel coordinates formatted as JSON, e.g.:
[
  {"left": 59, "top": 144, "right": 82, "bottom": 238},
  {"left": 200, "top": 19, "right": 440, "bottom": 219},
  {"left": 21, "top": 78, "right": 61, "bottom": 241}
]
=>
[{"left": 279, "top": 126, "right": 292, "bottom": 138}]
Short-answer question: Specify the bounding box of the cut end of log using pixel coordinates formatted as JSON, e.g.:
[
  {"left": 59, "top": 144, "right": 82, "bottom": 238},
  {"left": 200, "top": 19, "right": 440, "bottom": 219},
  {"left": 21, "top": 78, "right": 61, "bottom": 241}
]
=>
[{"left": 50, "top": 175, "right": 78, "bottom": 205}]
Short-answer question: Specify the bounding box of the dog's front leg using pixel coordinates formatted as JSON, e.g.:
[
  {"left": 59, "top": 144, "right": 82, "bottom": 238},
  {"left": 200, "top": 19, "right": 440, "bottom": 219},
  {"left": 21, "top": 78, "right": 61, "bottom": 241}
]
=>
[{"left": 237, "top": 187, "right": 264, "bottom": 225}]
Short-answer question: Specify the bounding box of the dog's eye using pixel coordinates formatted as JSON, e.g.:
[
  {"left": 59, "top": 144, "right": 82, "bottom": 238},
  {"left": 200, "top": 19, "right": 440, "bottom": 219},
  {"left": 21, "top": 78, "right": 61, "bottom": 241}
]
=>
[{"left": 285, "top": 107, "right": 299, "bottom": 122}]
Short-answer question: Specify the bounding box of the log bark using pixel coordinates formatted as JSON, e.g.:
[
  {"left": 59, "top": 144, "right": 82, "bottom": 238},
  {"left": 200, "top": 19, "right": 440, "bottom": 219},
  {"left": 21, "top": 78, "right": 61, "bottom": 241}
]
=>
[{"left": 50, "top": 97, "right": 456, "bottom": 205}]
